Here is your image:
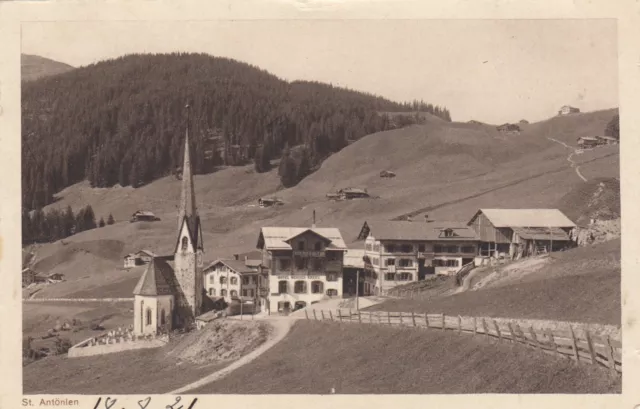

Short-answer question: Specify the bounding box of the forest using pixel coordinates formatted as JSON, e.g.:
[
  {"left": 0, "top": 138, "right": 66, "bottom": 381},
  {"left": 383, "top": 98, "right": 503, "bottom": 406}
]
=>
[
  {"left": 22, "top": 205, "right": 112, "bottom": 245},
  {"left": 22, "top": 52, "right": 451, "bottom": 210}
]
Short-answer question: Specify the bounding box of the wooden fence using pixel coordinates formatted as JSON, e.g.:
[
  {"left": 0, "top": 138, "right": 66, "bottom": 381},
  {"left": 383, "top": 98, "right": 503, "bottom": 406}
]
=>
[{"left": 303, "top": 309, "right": 622, "bottom": 374}]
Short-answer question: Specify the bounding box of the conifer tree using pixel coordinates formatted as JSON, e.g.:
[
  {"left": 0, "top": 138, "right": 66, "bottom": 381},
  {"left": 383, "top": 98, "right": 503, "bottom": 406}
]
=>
[
  {"left": 107, "top": 213, "right": 115, "bottom": 225},
  {"left": 99, "top": 217, "right": 105, "bottom": 228}
]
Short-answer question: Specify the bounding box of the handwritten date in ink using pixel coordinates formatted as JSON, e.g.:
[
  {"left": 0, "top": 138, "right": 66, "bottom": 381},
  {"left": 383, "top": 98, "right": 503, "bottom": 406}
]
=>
[{"left": 92, "top": 396, "right": 198, "bottom": 409}]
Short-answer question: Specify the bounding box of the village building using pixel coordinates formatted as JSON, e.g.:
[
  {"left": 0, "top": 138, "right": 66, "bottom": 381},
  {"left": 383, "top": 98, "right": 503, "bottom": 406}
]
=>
[
  {"left": 47, "top": 273, "right": 65, "bottom": 283},
  {"left": 342, "top": 249, "right": 376, "bottom": 297},
  {"left": 595, "top": 135, "right": 619, "bottom": 145},
  {"left": 357, "top": 220, "right": 480, "bottom": 294},
  {"left": 123, "top": 250, "right": 156, "bottom": 268},
  {"left": 558, "top": 105, "right": 580, "bottom": 116},
  {"left": 577, "top": 136, "right": 601, "bottom": 148},
  {"left": 258, "top": 197, "right": 284, "bottom": 208},
  {"left": 496, "top": 123, "right": 521, "bottom": 134},
  {"left": 131, "top": 124, "right": 207, "bottom": 335},
  {"left": 203, "top": 258, "right": 268, "bottom": 312},
  {"left": 257, "top": 225, "right": 347, "bottom": 314},
  {"left": 130, "top": 210, "right": 160, "bottom": 223},
  {"left": 466, "top": 208, "right": 576, "bottom": 259},
  {"left": 379, "top": 170, "right": 396, "bottom": 178},
  {"left": 338, "top": 187, "right": 370, "bottom": 200}
]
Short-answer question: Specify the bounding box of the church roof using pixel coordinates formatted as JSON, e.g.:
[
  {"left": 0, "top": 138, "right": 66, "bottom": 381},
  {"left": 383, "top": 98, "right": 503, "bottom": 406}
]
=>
[
  {"left": 176, "top": 126, "right": 203, "bottom": 251},
  {"left": 133, "top": 258, "right": 174, "bottom": 296}
]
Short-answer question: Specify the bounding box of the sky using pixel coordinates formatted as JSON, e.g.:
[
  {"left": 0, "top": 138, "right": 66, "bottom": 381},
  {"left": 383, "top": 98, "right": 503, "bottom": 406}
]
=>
[{"left": 21, "top": 19, "right": 618, "bottom": 124}]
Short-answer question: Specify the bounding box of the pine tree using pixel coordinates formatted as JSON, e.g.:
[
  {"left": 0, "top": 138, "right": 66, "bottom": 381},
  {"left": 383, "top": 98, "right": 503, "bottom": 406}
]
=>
[
  {"left": 99, "top": 217, "right": 105, "bottom": 228},
  {"left": 278, "top": 145, "right": 298, "bottom": 188},
  {"left": 297, "top": 147, "right": 311, "bottom": 182},
  {"left": 107, "top": 213, "right": 115, "bottom": 225},
  {"left": 64, "top": 206, "right": 75, "bottom": 237},
  {"left": 84, "top": 205, "right": 97, "bottom": 230}
]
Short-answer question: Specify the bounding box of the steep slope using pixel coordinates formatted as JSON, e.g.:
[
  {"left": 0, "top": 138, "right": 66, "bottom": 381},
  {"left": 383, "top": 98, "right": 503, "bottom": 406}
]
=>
[{"left": 21, "top": 54, "right": 74, "bottom": 81}]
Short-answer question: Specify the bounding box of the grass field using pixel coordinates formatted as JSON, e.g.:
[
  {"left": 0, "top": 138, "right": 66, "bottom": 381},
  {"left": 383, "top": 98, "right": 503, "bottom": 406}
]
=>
[
  {"left": 190, "top": 320, "right": 621, "bottom": 394},
  {"left": 367, "top": 239, "right": 620, "bottom": 325}
]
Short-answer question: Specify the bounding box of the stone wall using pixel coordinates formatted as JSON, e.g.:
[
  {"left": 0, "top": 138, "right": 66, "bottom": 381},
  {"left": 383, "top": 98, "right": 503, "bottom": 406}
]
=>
[{"left": 68, "top": 327, "right": 168, "bottom": 358}]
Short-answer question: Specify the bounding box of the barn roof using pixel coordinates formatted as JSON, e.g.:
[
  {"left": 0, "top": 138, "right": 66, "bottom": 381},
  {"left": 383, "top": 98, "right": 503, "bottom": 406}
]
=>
[
  {"left": 132, "top": 258, "right": 174, "bottom": 296},
  {"left": 257, "top": 227, "right": 347, "bottom": 251},
  {"left": 357, "top": 220, "right": 479, "bottom": 241},
  {"left": 472, "top": 209, "right": 576, "bottom": 228}
]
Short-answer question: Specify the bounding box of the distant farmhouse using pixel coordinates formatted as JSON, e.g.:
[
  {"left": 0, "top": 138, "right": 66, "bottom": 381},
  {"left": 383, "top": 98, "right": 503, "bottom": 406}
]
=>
[
  {"left": 379, "top": 170, "right": 396, "bottom": 178},
  {"left": 577, "top": 136, "right": 619, "bottom": 148},
  {"left": 130, "top": 210, "right": 160, "bottom": 223},
  {"left": 558, "top": 105, "right": 580, "bottom": 116},
  {"left": 467, "top": 208, "right": 576, "bottom": 259},
  {"left": 22, "top": 268, "right": 64, "bottom": 287},
  {"left": 258, "top": 197, "right": 284, "bottom": 208},
  {"left": 327, "top": 187, "right": 371, "bottom": 201},
  {"left": 124, "top": 250, "right": 157, "bottom": 269},
  {"left": 496, "top": 123, "right": 521, "bottom": 134}
]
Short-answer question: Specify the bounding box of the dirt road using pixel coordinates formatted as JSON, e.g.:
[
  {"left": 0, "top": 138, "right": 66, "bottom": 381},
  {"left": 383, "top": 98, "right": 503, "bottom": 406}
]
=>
[{"left": 547, "top": 137, "right": 587, "bottom": 182}]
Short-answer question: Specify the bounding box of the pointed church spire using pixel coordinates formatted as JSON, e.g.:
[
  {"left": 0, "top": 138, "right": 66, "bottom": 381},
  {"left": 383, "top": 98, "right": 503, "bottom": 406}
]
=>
[{"left": 176, "top": 104, "right": 202, "bottom": 250}]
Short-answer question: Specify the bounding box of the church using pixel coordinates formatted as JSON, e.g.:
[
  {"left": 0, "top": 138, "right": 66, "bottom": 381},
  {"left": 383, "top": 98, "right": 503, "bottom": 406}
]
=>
[{"left": 132, "top": 123, "right": 206, "bottom": 335}]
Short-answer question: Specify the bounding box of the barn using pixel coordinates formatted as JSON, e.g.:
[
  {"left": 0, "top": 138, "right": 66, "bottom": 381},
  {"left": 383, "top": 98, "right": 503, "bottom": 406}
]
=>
[{"left": 467, "top": 209, "right": 576, "bottom": 260}]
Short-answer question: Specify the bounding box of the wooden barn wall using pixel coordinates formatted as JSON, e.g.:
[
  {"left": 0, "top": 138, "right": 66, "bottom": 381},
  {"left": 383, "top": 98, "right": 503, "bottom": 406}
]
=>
[{"left": 469, "top": 212, "right": 512, "bottom": 244}]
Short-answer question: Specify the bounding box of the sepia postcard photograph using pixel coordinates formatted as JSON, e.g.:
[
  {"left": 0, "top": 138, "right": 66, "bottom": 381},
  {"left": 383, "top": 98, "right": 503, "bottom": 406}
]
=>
[{"left": 2, "top": 1, "right": 639, "bottom": 408}]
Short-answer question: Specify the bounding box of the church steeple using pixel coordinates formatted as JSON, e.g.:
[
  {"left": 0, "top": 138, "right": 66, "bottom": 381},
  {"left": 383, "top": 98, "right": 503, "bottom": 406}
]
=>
[{"left": 176, "top": 104, "right": 203, "bottom": 252}]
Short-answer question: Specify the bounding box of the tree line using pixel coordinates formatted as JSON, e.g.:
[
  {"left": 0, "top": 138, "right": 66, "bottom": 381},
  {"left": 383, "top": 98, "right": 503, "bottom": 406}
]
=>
[
  {"left": 22, "top": 205, "right": 114, "bottom": 245},
  {"left": 22, "top": 52, "right": 451, "bottom": 210}
]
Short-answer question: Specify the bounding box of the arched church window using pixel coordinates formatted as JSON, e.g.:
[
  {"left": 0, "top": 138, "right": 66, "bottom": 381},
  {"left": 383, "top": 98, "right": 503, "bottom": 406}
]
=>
[
  {"left": 160, "top": 309, "right": 166, "bottom": 325},
  {"left": 146, "top": 308, "right": 152, "bottom": 326},
  {"left": 181, "top": 236, "right": 188, "bottom": 251}
]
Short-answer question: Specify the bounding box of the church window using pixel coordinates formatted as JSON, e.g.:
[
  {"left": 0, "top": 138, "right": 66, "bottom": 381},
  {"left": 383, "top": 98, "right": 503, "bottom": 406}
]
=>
[
  {"left": 231, "top": 276, "right": 238, "bottom": 285},
  {"left": 146, "top": 308, "right": 152, "bottom": 326},
  {"left": 231, "top": 290, "right": 238, "bottom": 298},
  {"left": 181, "top": 236, "right": 189, "bottom": 251},
  {"left": 160, "top": 309, "right": 166, "bottom": 325},
  {"left": 220, "top": 276, "right": 227, "bottom": 284},
  {"left": 294, "top": 281, "right": 307, "bottom": 294}
]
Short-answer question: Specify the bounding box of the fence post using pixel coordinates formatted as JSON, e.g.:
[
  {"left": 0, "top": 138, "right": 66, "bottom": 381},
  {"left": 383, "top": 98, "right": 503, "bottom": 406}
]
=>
[
  {"left": 569, "top": 326, "right": 579, "bottom": 363},
  {"left": 605, "top": 336, "right": 616, "bottom": 374},
  {"left": 482, "top": 318, "right": 489, "bottom": 337},
  {"left": 457, "top": 316, "right": 462, "bottom": 335},
  {"left": 338, "top": 309, "right": 343, "bottom": 322},
  {"left": 529, "top": 326, "right": 540, "bottom": 349},
  {"left": 313, "top": 309, "right": 318, "bottom": 321},
  {"left": 546, "top": 329, "right": 560, "bottom": 358},
  {"left": 425, "top": 313, "right": 429, "bottom": 328},
  {"left": 585, "top": 330, "right": 596, "bottom": 365},
  {"left": 305, "top": 309, "right": 309, "bottom": 320},
  {"left": 473, "top": 317, "right": 477, "bottom": 336},
  {"left": 493, "top": 320, "right": 502, "bottom": 342},
  {"left": 321, "top": 310, "right": 326, "bottom": 320},
  {"left": 412, "top": 312, "right": 416, "bottom": 327},
  {"left": 441, "top": 314, "right": 446, "bottom": 331},
  {"left": 329, "top": 310, "right": 334, "bottom": 321},
  {"left": 507, "top": 323, "right": 516, "bottom": 343}
]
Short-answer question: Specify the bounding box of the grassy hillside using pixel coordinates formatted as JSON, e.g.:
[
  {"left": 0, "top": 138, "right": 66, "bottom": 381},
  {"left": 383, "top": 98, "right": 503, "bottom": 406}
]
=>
[
  {"left": 367, "top": 239, "right": 620, "bottom": 325},
  {"left": 190, "top": 320, "right": 620, "bottom": 393},
  {"left": 28, "top": 108, "right": 618, "bottom": 300},
  {"left": 21, "top": 54, "right": 74, "bottom": 82}
]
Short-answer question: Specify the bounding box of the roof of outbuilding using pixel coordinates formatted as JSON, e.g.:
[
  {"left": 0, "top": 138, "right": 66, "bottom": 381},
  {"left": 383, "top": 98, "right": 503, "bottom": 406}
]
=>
[
  {"left": 471, "top": 209, "right": 576, "bottom": 228},
  {"left": 357, "top": 220, "right": 479, "bottom": 241}
]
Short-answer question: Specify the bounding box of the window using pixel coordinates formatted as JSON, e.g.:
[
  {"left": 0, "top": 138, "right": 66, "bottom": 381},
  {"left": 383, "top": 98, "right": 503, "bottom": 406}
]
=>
[
  {"left": 278, "top": 301, "right": 291, "bottom": 312},
  {"left": 399, "top": 259, "right": 413, "bottom": 267},
  {"left": 385, "top": 273, "right": 396, "bottom": 281},
  {"left": 220, "top": 276, "right": 227, "bottom": 284},
  {"left": 242, "top": 276, "right": 250, "bottom": 285},
  {"left": 294, "top": 281, "right": 307, "bottom": 294},
  {"left": 433, "top": 259, "right": 460, "bottom": 267},
  {"left": 209, "top": 275, "right": 215, "bottom": 284},
  {"left": 385, "top": 244, "right": 396, "bottom": 253},
  {"left": 279, "top": 258, "right": 291, "bottom": 271},
  {"left": 311, "top": 281, "right": 324, "bottom": 294},
  {"left": 372, "top": 257, "right": 379, "bottom": 266},
  {"left": 298, "top": 241, "right": 305, "bottom": 251},
  {"left": 326, "top": 289, "right": 338, "bottom": 297},
  {"left": 373, "top": 243, "right": 380, "bottom": 252},
  {"left": 461, "top": 246, "right": 475, "bottom": 254},
  {"left": 442, "top": 229, "right": 455, "bottom": 238},
  {"left": 311, "top": 258, "right": 323, "bottom": 271},
  {"left": 365, "top": 243, "right": 373, "bottom": 251},
  {"left": 242, "top": 289, "right": 248, "bottom": 297},
  {"left": 160, "top": 309, "right": 166, "bottom": 325},
  {"left": 446, "top": 245, "right": 458, "bottom": 253},
  {"left": 295, "top": 256, "right": 308, "bottom": 270},
  {"left": 385, "top": 258, "right": 395, "bottom": 266},
  {"left": 230, "top": 276, "right": 238, "bottom": 285},
  {"left": 208, "top": 288, "right": 215, "bottom": 296},
  {"left": 278, "top": 281, "right": 288, "bottom": 294},
  {"left": 398, "top": 272, "right": 413, "bottom": 281},
  {"left": 434, "top": 244, "right": 443, "bottom": 253},
  {"left": 314, "top": 241, "right": 323, "bottom": 251},
  {"left": 249, "top": 289, "right": 255, "bottom": 298},
  {"left": 326, "top": 273, "right": 338, "bottom": 282},
  {"left": 146, "top": 308, "right": 152, "bottom": 326},
  {"left": 418, "top": 244, "right": 426, "bottom": 252},
  {"left": 181, "top": 236, "right": 188, "bottom": 251},
  {"left": 230, "top": 290, "right": 238, "bottom": 298},
  {"left": 400, "top": 244, "right": 413, "bottom": 253},
  {"left": 327, "top": 251, "right": 339, "bottom": 261},
  {"left": 221, "top": 289, "right": 227, "bottom": 297}
]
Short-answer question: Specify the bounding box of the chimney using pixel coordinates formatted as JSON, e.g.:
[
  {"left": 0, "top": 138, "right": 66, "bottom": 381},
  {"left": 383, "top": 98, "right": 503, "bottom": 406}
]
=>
[{"left": 312, "top": 210, "right": 316, "bottom": 228}]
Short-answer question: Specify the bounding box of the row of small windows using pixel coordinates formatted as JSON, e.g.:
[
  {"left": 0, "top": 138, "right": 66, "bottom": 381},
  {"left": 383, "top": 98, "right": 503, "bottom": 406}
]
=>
[
  {"left": 384, "top": 272, "right": 413, "bottom": 281},
  {"left": 209, "top": 275, "right": 258, "bottom": 285},
  {"left": 277, "top": 280, "right": 334, "bottom": 294},
  {"left": 365, "top": 243, "right": 476, "bottom": 254},
  {"left": 208, "top": 288, "right": 256, "bottom": 297}
]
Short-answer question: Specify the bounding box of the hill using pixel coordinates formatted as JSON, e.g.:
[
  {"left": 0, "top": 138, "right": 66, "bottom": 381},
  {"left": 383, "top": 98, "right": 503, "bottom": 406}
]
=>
[
  {"left": 190, "top": 320, "right": 620, "bottom": 393},
  {"left": 21, "top": 52, "right": 451, "bottom": 210},
  {"left": 21, "top": 54, "right": 74, "bottom": 82}
]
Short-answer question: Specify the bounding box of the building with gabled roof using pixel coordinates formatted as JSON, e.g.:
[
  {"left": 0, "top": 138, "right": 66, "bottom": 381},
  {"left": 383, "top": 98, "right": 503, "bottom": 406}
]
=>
[
  {"left": 203, "top": 258, "right": 265, "bottom": 307},
  {"left": 257, "top": 225, "right": 347, "bottom": 314},
  {"left": 467, "top": 208, "right": 576, "bottom": 259},
  {"left": 357, "top": 220, "right": 480, "bottom": 293}
]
